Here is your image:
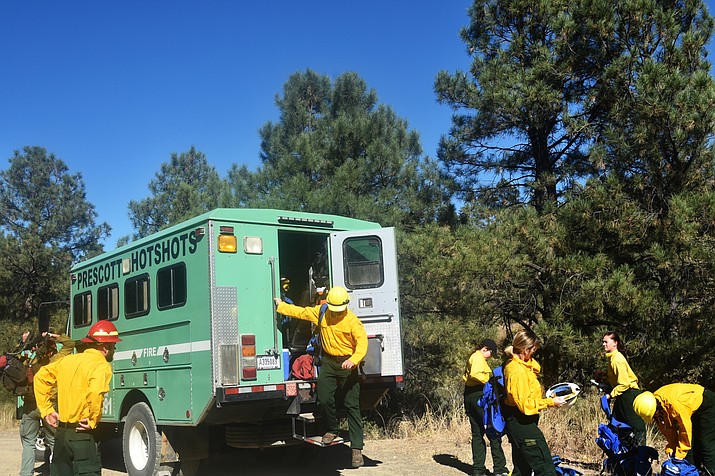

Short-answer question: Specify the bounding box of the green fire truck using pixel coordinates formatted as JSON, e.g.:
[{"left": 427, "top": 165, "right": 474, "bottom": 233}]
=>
[{"left": 68, "top": 208, "right": 404, "bottom": 475}]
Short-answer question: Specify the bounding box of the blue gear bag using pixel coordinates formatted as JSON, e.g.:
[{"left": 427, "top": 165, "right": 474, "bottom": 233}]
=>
[
  {"left": 305, "top": 303, "right": 328, "bottom": 365},
  {"left": 477, "top": 365, "right": 506, "bottom": 439}
]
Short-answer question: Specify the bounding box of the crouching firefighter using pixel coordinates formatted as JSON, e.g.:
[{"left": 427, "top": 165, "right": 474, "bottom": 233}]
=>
[
  {"left": 274, "top": 285, "right": 368, "bottom": 468},
  {"left": 633, "top": 383, "right": 715, "bottom": 475},
  {"left": 33, "top": 321, "right": 121, "bottom": 476}
]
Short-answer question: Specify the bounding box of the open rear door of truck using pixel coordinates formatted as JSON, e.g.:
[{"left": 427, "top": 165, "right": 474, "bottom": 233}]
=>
[{"left": 329, "top": 228, "right": 403, "bottom": 378}]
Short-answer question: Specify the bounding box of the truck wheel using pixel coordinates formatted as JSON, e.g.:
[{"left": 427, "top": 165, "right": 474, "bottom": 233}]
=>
[{"left": 123, "top": 402, "right": 161, "bottom": 476}]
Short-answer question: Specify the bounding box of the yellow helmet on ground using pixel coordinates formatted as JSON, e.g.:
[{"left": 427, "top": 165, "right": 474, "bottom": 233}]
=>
[
  {"left": 326, "top": 286, "right": 350, "bottom": 312},
  {"left": 633, "top": 391, "right": 657, "bottom": 423}
]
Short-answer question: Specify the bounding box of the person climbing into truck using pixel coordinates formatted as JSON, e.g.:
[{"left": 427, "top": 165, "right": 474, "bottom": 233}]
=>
[
  {"left": 274, "top": 285, "right": 368, "bottom": 468},
  {"left": 633, "top": 383, "right": 715, "bottom": 475},
  {"left": 280, "top": 278, "right": 294, "bottom": 304},
  {"left": 462, "top": 338, "right": 508, "bottom": 476},
  {"left": 278, "top": 277, "right": 294, "bottom": 337}
]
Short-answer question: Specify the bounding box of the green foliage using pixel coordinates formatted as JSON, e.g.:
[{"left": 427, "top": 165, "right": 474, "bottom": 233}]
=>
[
  {"left": 417, "top": 0, "right": 715, "bottom": 405},
  {"left": 0, "top": 146, "right": 108, "bottom": 322},
  {"left": 228, "top": 69, "right": 454, "bottom": 228},
  {"left": 399, "top": 313, "right": 501, "bottom": 415},
  {"left": 435, "top": 0, "right": 601, "bottom": 212},
  {"left": 128, "top": 146, "right": 230, "bottom": 239},
  {"left": 597, "top": 0, "right": 715, "bottom": 214}
]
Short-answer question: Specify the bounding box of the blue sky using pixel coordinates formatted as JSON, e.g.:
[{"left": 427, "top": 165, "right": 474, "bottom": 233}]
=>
[
  {"left": 0, "top": 1, "right": 472, "bottom": 248},
  {"left": 3, "top": 2, "right": 715, "bottom": 249}
]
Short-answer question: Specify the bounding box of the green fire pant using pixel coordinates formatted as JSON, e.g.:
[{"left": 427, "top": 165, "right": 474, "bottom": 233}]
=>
[
  {"left": 505, "top": 411, "right": 557, "bottom": 476},
  {"left": 464, "top": 386, "right": 508, "bottom": 475},
  {"left": 20, "top": 406, "right": 55, "bottom": 476},
  {"left": 690, "top": 389, "right": 715, "bottom": 475},
  {"left": 317, "top": 354, "right": 363, "bottom": 449},
  {"left": 51, "top": 425, "right": 101, "bottom": 476},
  {"left": 612, "top": 388, "right": 647, "bottom": 447}
]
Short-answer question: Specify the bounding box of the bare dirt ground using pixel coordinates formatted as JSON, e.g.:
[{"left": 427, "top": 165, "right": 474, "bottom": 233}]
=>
[{"left": 0, "top": 429, "right": 599, "bottom": 476}]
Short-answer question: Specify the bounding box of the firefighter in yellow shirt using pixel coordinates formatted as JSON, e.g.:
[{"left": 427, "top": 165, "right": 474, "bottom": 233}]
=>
[
  {"left": 633, "top": 383, "right": 715, "bottom": 474},
  {"left": 602, "top": 331, "right": 646, "bottom": 446},
  {"left": 19, "top": 331, "right": 75, "bottom": 476},
  {"left": 274, "top": 285, "right": 367, "bottom": 468},
  {"left": 33, "top": 321, "right": 121, "bottom": 476},
  {"left": 463, "top": 339, "right": 508, "bottom": 476},
  {"left": 503, "top": 329, "right": 566, "bottom": 476}
]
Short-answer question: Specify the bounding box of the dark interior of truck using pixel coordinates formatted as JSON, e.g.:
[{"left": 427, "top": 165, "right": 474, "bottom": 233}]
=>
[{"left": 277, "top": 231, "right": 330, "bottom": 355}]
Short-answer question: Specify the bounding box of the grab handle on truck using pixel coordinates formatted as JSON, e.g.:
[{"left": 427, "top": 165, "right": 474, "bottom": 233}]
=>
[{"left": 267, "top": 257, "right": 280, "bottom": 355}]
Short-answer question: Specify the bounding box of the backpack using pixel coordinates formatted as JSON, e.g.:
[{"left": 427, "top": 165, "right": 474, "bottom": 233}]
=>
[
  {"left": 661, "top": 458, "right": 699, "bottom": 476},
  {"left": 0, "top": 353, "right": 30, "bottom": 396},
  {"left": 595, "top": 394, "right": 633, "bottom": 456},
  {"left": 290, "top": 353, "right": 315, "bottom": 380},
  {"left": 305, "top": 303, "right": 328, "bottom": 366},
  {"left": 477, "top": 365, "right": 506, "bottom": 439},
  {"left": 595, "top": 394, "right": 658, "bottom": 476},
  {"left": 605, "top": 445, "right": 658, "bottom": 476},
  {"left": 596, "top": 423, "right": 627, "bottom": 455}
]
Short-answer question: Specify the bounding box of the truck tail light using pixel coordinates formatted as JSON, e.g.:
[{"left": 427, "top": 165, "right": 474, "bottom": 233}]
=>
[
  {"left": 241, "top": 334, "right": 257, "bottom": 380},
  {"left": 218, "top": 226, "right": 237, "bottom": 253}
]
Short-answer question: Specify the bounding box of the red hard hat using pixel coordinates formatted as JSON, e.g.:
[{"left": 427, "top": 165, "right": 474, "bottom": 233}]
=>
[{"left": 81, "top": 320, "right": 122, "bottom": 343}]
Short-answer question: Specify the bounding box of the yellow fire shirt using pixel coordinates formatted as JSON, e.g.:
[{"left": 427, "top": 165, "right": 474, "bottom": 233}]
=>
[
  {"left": 654, "top": 383, "right": 705, "bottom": 459},
  {"left": 504, "top": 356, "right": 554, "bottom": 416},
  {"left": 463, "top": 350, "right": 491, "bottom": 387},
  {"left": 277, "top": 302, "right": 368, "bottom": 366},
  {"left": 33, "top": 348, "right": 113, "bottom": 429},
  {"left": 606, "top": 350, "right": 639, "bottom": 398}
]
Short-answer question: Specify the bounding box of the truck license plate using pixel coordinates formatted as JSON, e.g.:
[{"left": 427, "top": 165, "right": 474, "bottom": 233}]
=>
[{"left": 257, "top": 355, "right": 280, "bottom": 370}]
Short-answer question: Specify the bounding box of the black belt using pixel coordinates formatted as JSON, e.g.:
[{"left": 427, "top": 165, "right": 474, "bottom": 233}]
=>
[
  {"left": 323, "top": 354, "right": 351, "bottom": 362},
  {"left": 58, "top": 421, "right": 79, "bottom": 429},
  {"left": 464, "top": 384, "right": 485, "bottom": 395}
]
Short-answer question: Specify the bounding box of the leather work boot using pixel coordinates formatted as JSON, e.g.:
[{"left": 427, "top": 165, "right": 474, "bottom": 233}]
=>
[
  {"left": 321, "top": 431, "right": 338, "bottom": 445},
  {"left": 351, "top": 448, "right": 364, "bottom": 468}
]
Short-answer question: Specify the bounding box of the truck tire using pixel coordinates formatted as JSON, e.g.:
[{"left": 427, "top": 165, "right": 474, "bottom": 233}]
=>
[{"left": 123, "top": 402, "right": 161, "bottom": 476}]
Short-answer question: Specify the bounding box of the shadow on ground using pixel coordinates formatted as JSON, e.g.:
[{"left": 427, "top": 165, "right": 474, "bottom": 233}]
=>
[
  {"left": 100, "top": 437, "right": 383, "bottom": 475},
  {"left": 433, "top": 454, "right": 471, "bottom": 474}
]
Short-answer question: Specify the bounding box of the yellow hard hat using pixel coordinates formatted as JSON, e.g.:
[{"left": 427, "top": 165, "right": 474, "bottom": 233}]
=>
[
  {"left": 326, "top": 286, "right": 350, "bottom": 312},
  {"left": 633, "top": 391, "right": 657, "bottom": 423}
]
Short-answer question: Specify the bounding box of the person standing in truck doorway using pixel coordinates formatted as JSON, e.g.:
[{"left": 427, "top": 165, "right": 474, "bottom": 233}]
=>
[
  {"left": 33, "top": 321, "right": 121, "bottom": 476},
  {"left": 274, "top": 285, "right": 368, "bottom": 468}
]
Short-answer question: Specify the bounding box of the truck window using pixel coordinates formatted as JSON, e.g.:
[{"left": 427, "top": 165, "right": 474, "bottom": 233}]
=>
[
  {"left": 73, "top": 292, "right": 92, "bottom": 327},
  {"left": 98, "top": 284, "right": 119, "bottom": 321},
  {"left": 343, "top": 236, "right": 384, "bottom": 289},
  {"left": 157, "top": 263, "right": 187, "bottom": 310},
  {"left": 125, "top": 274, "right": 150, "bottom": 318}
]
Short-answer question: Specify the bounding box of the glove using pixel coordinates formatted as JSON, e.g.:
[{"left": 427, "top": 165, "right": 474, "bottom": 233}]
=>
[{"left": 661, "top": 458, "right": 681, "bottom": 476}]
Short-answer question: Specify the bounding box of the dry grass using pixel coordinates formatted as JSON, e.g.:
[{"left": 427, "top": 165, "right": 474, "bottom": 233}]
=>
[
  {"left": 0, "top": 401, "right": 19, "bottom": 430},
  {"left": 371, "top": 390, "right": 668, "bottom": 472},
  {"left": 378, "top": 403, "right": 471, "bottom": 441}
]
